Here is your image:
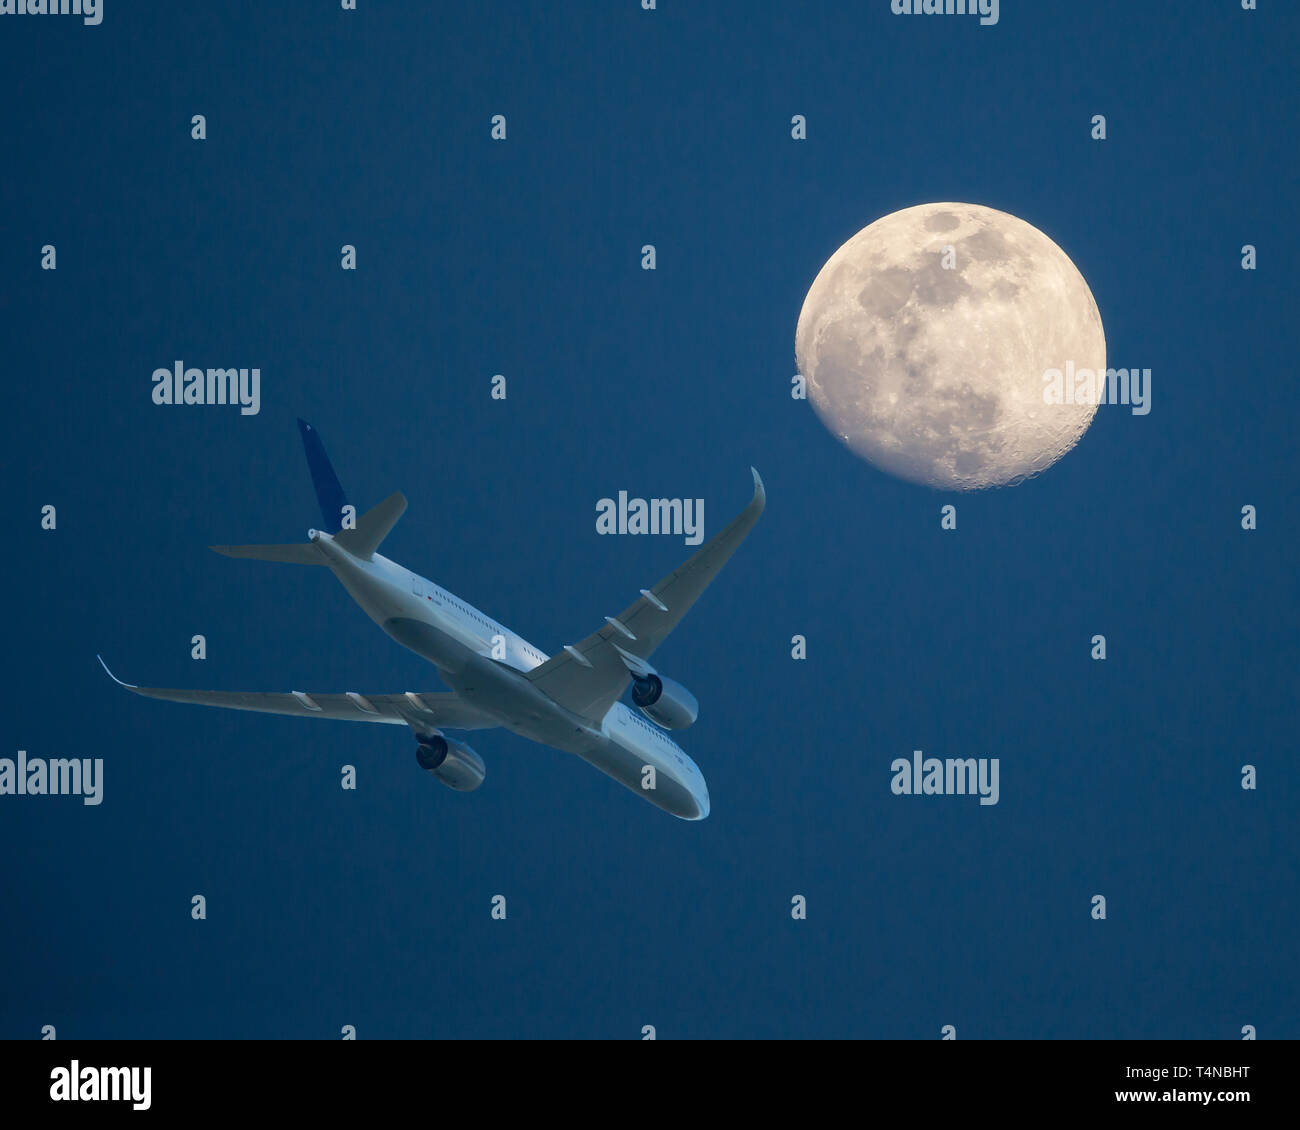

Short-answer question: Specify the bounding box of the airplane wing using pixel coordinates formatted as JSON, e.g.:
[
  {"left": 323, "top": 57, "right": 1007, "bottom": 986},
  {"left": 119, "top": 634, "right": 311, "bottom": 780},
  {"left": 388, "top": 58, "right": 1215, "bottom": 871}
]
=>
[
  {"left": 97, "top": 656, "right": 498, "bottom": 731},
  {"left": 525, "top": 468, "right": 765, "bottom": 722}
]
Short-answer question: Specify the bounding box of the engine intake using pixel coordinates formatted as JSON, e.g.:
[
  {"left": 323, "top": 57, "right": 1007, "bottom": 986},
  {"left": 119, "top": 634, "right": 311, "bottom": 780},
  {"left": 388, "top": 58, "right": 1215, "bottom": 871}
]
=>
[
  {"left": 416, "top": 734, "right": 486, "bottom": 791},
  {"left": 631, "top": 674, "right": 699, "bottom": 730}
]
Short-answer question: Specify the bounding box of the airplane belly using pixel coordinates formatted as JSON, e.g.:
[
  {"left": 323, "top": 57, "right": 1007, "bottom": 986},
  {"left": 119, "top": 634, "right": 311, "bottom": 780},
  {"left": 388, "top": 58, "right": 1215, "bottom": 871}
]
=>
[
  {"left": 441, "top": 652, "right": 604, "bottom": 754},
  {"left": 384, "top": 623, "right": 706, "bottom": 818},
  {"left": 382, "top": 616, "right": 478, "bottom": 672}
]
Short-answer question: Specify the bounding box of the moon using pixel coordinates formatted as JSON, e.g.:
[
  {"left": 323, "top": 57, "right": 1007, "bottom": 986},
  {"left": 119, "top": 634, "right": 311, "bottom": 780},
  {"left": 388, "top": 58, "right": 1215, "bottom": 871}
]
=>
[{"left": 795, "top": 203, "right": 1105, "bottom": 490}]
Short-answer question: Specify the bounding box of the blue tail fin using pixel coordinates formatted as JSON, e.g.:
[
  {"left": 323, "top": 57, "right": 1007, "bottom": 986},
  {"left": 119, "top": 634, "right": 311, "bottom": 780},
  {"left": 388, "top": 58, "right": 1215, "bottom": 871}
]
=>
[{"left": 297, "top": 419, "right": 349, "bottom": 533}]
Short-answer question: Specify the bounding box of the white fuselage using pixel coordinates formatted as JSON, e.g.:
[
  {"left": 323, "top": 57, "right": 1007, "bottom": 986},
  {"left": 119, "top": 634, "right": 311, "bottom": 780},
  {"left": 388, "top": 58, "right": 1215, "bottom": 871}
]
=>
[{"left": 309, "top": 530, "right": 709, "bottom": 819}]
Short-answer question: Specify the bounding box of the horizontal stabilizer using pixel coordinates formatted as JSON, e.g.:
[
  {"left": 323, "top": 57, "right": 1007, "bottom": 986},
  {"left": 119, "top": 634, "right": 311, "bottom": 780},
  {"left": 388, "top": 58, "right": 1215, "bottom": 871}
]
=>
[
  {"left": 211, "top": 542, "right": 325, "bottom": 565},
  {"left": 335, "top": 490, "right": 407, "bottom": 560}
]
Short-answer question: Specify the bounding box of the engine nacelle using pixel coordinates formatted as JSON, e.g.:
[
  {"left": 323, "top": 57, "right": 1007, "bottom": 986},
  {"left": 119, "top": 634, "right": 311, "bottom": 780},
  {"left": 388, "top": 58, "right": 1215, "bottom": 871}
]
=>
[
  {"left": 631, "top": 674, "right": 699, "bottom": 730},
  {"left": 416, "top": 734, "right": 487, "bottom": 791}
]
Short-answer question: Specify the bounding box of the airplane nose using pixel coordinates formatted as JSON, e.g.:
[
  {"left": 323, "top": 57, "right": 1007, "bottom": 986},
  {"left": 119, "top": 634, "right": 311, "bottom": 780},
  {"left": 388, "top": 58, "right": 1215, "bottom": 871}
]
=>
[{"left": 690, "top": 780, "right": 710, "bottom": 821}]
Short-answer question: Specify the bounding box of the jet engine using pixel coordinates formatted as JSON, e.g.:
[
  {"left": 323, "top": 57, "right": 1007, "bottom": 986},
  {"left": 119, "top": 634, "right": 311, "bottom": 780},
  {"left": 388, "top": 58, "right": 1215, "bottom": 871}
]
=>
[
  {"left": 630, "top": 674, "right": 699, "bottom": 730},
  {"left": 415, "top": 733, "right": 487, "bottom": 791}
]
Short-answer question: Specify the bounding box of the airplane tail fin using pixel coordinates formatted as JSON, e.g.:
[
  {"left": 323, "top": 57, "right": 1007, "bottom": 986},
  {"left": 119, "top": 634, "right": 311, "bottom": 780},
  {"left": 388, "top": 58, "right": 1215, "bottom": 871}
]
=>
[
  {"left": 298, "top": 418, "right": 407, "bottom": 559},
  {"left": 212, "top": 420, "right": 406, "bottom": 565},
  {"left": 298, "top": 418, "right": 350, "bottom": 533}
]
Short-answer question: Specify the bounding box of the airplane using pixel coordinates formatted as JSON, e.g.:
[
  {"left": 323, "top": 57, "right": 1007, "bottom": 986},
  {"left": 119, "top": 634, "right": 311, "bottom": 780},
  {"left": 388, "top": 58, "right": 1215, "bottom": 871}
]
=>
[{"left": 99, "top": 420, "right": 765, "bottom": 820}]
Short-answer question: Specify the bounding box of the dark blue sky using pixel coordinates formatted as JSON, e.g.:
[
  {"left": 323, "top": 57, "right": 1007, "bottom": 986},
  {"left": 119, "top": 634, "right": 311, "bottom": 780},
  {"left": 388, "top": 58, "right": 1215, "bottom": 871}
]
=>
[{"left": 3, "top": 1, "right": 1296, "bottom": 1039}]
